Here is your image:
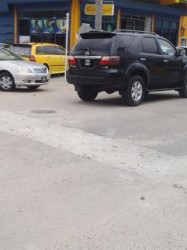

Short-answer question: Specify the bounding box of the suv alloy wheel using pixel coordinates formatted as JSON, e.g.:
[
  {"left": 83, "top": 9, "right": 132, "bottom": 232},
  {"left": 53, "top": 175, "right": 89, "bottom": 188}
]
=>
[{"left": 123, "top": 76, "right": 145, "bottom": 106}]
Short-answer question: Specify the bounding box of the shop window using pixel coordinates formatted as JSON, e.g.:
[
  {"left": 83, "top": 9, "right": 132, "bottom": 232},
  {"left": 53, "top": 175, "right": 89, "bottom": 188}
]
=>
[
  {"left": 43, "top": 33, "right": 55, "bottom": 43},
  {"left": 56, "top": 34, "right": 66, "bottom": 48},
  {"left": 19, "top": 20, "right": 30, "bottom": 36},
  {"left": 43, "top": 11, "right": 56, "bottom": 18},
  {"left": 18, "top": 11, "right": 67, "bottom": 47},
  {"left": 19, "top": 12, "right": 31, "bottom": 19},
  {"left": 30, "top": 34, "right": 43, "bottom": 43},
  {"left": 170, "top": 22, "right": 177, "bottom": 29},
  {"left": 163, "top": 21, "right": 169, "bottom": 28},
  {"left": 121, "top": 15, "right": 145, "bottom": 31},
  {"left": 31, "top": 12, "right": 42, "bottom": 18},
  {"left": 154, "top": 19, "right": 178, "bottom": 46}
]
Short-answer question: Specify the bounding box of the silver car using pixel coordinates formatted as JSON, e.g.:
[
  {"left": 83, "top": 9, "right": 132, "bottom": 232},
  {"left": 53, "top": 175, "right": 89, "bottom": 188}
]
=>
[{"left": 0, "top": 48, "right": 50, "bottom": 91}]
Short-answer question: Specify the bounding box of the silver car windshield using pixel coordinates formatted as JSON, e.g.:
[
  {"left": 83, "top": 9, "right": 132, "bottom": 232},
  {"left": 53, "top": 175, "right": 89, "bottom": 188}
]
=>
[{"left": 0, "top": 48, "right": 22, "bottom": 60}]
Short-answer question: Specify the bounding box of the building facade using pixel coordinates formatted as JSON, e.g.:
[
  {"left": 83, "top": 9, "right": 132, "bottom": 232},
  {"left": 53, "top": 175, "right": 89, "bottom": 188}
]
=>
[{"left": 0, "top": 0, "right": 187, "bottom": 49}]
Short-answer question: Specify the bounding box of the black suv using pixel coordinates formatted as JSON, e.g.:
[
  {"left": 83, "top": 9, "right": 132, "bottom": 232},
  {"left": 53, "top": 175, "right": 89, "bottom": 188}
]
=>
[{"left": 67, "top": 30, "right": 187, "bottom": 106}]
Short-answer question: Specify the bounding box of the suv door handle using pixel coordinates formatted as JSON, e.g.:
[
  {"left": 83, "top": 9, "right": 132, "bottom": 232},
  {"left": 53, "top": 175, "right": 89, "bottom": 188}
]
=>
[
  {"left": 140, "top": 58, "right": 146, "bottom": 61},
  {"left": 163, "top": 59, "right": 168, "bottom": 63}
]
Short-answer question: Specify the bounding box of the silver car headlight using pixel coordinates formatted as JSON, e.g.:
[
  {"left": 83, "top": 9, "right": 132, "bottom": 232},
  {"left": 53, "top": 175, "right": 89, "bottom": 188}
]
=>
[{"left": 18, "top": 66, "right": 33, "bottom": 73}]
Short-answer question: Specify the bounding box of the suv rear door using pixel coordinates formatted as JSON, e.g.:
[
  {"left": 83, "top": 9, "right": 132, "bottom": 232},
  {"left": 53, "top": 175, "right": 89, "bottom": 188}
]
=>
[{"left": 139, "top": 36, "right": 165, "bottom": 87}]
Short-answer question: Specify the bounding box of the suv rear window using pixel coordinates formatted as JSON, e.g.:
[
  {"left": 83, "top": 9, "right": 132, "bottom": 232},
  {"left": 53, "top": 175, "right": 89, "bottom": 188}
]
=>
[
  {"left": 9, "top": 45, "right": 31, "bottom": 57},
  {"left": 72, "top": 38, "right": 114, "bottom": 53},
  {"left": 72, "top": 33, "right": 134, "bottom": 54}
]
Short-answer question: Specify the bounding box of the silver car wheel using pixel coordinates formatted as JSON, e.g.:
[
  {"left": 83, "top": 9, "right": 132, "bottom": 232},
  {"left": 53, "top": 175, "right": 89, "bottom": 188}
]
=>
[
  {"left": 131, "top": 81, "right": 143, "bottom": 102},
  {"left": 0, "top": 75, "right": 13, "bottom": 90}
]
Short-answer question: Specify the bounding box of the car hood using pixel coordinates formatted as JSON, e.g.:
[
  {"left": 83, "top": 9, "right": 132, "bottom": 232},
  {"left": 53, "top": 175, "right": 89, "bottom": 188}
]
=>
[{"left": 8, "top": 60, "right": 45, "bottom": 68}]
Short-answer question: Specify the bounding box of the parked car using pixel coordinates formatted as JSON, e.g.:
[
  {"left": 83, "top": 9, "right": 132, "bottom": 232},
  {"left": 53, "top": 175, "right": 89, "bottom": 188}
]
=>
[
  {"left": 67, "top": 30, "right": 187, "bottom": 106},
  {"left": 0, "top": 47, "right": 50, "bottom": 91},
  {"left": 9, "top": 43, "right": 67, "bottom": 75}
]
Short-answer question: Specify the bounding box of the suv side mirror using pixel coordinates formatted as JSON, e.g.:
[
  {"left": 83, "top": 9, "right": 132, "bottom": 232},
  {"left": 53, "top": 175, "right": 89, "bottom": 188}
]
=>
[{"left": 176, "top": 48, "right": 186, "bottom": 56}]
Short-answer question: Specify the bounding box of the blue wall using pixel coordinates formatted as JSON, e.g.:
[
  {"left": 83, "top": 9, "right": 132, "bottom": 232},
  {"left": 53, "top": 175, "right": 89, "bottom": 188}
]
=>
[{"left": 0, "top": 12, "right": 13, "bottom": 43}]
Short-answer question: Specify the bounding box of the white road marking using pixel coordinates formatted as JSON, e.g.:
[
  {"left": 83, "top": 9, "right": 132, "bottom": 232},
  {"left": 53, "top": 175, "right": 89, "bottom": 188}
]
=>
[{"left": 0, "top": 112, "right": 185, "bottom": 177}]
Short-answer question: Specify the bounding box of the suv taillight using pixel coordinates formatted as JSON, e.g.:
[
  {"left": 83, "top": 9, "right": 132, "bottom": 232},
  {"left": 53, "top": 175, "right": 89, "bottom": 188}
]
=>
[
  {"left": 68, "top": 56, "right": 76, "bottom": 65},
  {"left": 30, "top": 55, "right": 36, "bottom": 62},
  {"left": 99, "top": 56, "right": 120, "bottom": 66}
]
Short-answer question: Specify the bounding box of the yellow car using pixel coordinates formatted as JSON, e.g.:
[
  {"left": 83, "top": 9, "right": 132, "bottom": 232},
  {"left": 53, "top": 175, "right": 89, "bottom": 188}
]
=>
[{"left": 9, "top": 43, "right": 67, "bottom": 74}]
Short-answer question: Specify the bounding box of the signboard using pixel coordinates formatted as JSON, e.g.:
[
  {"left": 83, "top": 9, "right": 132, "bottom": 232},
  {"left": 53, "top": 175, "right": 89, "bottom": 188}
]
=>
[{"left": 85, "top": 4, "right": 114, "bottom": 16}]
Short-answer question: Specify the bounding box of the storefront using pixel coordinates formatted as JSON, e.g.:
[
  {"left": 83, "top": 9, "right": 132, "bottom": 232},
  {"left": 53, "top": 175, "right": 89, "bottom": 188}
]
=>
[
  {"left": 0, "top": 0, "right": 13, "bottom": 43},
  {"left": 80, "top": 0, "right": 187, "bottom": 46},
  {"left": 0, "top": 0, "right": 70, "bottom": 47},
  {"left": 15, "top": 1, "right": 69, "bottom": 47}
]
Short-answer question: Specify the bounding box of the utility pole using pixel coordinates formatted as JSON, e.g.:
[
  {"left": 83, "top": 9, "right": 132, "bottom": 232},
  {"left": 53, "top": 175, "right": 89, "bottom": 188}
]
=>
[{"left": 95, "top": 0, "right": 103, "bottom": 31}]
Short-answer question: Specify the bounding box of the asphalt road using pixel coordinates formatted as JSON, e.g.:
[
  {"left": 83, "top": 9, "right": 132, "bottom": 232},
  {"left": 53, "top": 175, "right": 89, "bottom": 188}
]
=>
[{"left": 0, "top": 75, "right": 187, "bottom": 250}]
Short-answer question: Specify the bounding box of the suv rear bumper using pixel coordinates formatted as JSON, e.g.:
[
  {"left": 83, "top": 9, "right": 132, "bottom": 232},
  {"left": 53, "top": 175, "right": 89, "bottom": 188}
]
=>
[{"left": 66, "top": 70, "right": 124, "bottom": 88}]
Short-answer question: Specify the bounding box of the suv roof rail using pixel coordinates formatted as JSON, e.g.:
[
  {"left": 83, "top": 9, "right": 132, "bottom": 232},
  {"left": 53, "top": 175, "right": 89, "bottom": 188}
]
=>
[{"left": 113, "top": 29, "right": 157, "bottom": 35}]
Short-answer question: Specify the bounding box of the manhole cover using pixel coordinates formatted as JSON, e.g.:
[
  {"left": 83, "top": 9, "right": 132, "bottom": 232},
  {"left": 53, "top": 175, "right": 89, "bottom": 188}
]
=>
[{"left": 30, "top": 110, "right": 56, "bottom": 114}]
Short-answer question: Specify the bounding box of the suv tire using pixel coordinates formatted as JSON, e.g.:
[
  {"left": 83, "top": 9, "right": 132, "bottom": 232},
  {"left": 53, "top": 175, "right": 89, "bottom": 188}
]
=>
[
  {"left": 123, "top": 76, "right": 145, "bottom": 106},
  {"left": 178, "top": 75, "right": 187, "bottom": 98},
  {"left": 77, "top": 86, "right": 98, "bottom": 101},
  {"left": 0, "top": 72, "right": 15, "bottom": 91}
]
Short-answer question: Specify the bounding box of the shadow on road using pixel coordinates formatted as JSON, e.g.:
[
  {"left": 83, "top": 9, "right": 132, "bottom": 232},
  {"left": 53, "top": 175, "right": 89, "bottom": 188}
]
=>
[
  {"left": 74, "top": 91, "right": 181, "bottom": 107},
  {"left": 144, "top": 92, "right": 180, "bottom": 104}
]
